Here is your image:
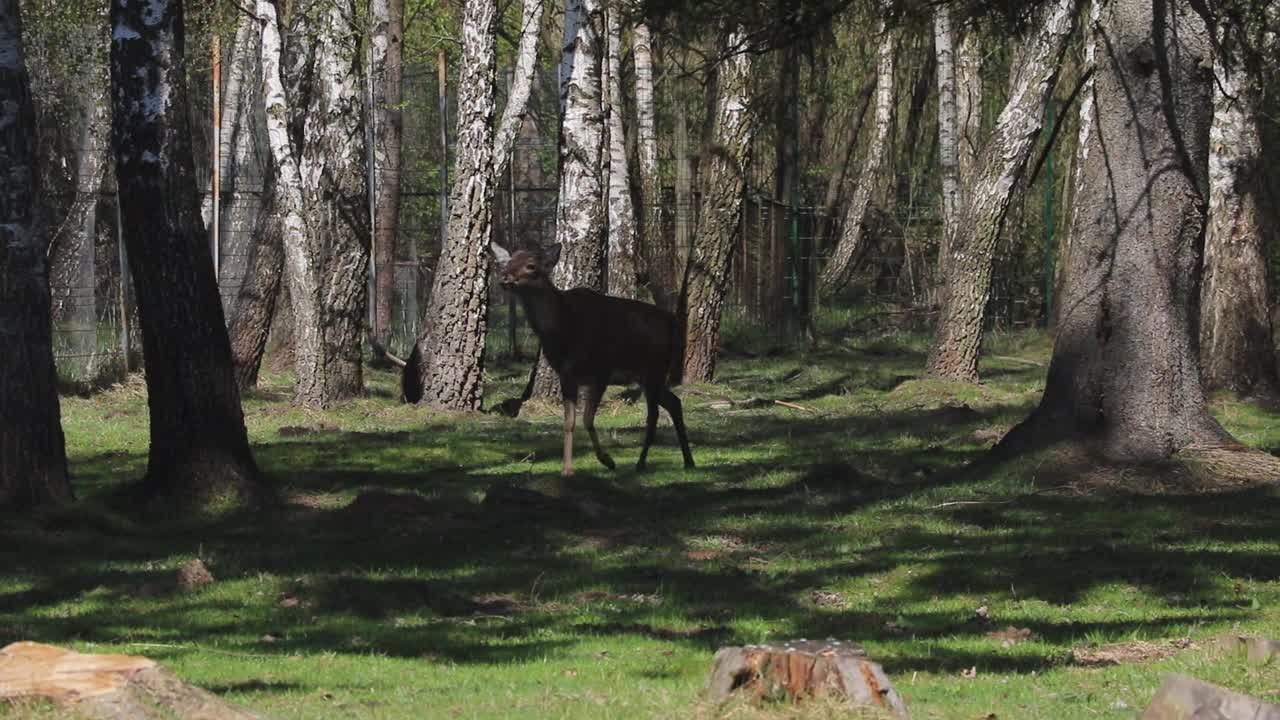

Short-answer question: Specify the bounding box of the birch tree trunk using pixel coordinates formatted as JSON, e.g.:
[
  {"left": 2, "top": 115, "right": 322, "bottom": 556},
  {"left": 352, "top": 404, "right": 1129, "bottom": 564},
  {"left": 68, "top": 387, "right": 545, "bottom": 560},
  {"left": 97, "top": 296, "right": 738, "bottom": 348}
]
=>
[
  {"left": 408, "top": 0, "right": 498, "bottom": 411},
  {"left": 492, "top": 0, "right": 543, "bottom": 168},
  {"left": 278, "top": 0, "right": 370, "bottom": 408},
  {"left": 0, "top": 0, "right": 73, "bottom": 510},
  {"left": 634, "top": 22, "right": 671, "bottom": 308},
  {"left": 934, "top": 5, "right": 959, "bottom": 266},
  {"left": 1198, "top": 38, "right": 1278, "bottom": 398},
  {"left": 532, "top": 0, "right": 605, "bottom": 397},
  {"left": 925, "top": 0, "right": 1076, "bottom": 381},
  {"left": 228, "top": 175, "right": 284, "bottom": 393},
  {"left": 604, "top": 4, "right": 638, "bottom": 300},
  {"left": 682, "top": 31, "right": 754, "bottom": 383},
  {"left": 370, "top": 0, "right": 404, "bottom": 354},
  {"left": 1001, "top": 0, "right": 1234, "bottom": 462},
  {"left": 109, "top": 0, "right": 265, "bottom": 507},
  {"left": 820, "top": 21, "right": 895, "bottom": 295},
  {"left": 956, "top": 28, "right": 984, "bottom": 190}
]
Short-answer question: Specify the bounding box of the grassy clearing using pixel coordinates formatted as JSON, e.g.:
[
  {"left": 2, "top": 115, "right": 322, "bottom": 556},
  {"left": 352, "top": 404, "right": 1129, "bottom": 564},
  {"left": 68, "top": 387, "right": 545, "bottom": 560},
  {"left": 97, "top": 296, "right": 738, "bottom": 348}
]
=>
[{"left": 4, "top": 329, "right": 1280, "bottom": 719}]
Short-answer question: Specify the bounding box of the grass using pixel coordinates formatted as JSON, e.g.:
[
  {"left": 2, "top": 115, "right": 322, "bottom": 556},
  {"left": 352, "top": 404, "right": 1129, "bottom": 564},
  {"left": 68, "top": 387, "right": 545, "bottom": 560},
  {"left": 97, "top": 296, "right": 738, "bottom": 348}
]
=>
[{"left": 4, "top": 328, "right": 1280, "bottom": 719}]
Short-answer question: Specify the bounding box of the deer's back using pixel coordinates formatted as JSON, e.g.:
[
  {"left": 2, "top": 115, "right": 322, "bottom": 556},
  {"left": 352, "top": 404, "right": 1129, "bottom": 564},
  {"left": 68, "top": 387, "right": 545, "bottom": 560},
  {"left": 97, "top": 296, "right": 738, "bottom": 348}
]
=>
[{"left": 550, "top": 289, "right": 678, "bottom": 384}]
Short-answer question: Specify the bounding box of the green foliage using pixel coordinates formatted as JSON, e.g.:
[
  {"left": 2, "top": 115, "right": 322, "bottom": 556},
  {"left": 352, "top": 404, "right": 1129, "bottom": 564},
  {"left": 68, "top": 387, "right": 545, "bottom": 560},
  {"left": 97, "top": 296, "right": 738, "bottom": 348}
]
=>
[{"left": 5, "top": 328, "right": 1280, "bottom": 718}]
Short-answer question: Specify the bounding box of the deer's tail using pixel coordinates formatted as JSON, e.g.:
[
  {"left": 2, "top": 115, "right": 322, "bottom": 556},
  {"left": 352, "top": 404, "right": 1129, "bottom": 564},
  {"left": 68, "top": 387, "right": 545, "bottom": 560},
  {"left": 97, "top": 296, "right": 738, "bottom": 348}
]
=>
[{"left": 401, "top": 341, "right": 423, "bottom": 404}]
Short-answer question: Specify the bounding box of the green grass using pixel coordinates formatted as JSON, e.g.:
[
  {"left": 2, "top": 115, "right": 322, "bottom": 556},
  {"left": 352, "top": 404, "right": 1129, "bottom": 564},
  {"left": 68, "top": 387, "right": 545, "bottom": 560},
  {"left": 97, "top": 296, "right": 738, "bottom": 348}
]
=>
[{"left": 4, "top": 329, "right": 1280, "bottom": 718}]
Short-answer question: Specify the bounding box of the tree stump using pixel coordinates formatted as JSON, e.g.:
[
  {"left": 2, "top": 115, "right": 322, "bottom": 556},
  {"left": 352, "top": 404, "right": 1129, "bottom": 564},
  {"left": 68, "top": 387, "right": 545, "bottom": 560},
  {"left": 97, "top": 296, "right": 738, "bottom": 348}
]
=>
[
  {"left": 0, "top": 642, "right": 258, "bottom": 719},
  {"left": 704, "top": 639, "right": 908, "bottom": 717},
  {"left": 1141, "top": 674, "right": 1280, "bottom": 720}
]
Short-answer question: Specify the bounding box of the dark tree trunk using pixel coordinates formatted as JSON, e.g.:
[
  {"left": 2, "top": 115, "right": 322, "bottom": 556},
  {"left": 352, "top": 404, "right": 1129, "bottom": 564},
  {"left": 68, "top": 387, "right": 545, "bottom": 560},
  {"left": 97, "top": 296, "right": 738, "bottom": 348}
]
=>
[
  {"left": 109, "top": 0, "right": 266, "bottom": 507},
  {"left": 1198, "top": 37, "right": 1278, "bottom": 398},
  {"left": 0, "top": 0, "right": 73, "bottom": 510},
  {"left": 1001, "top": 0, "right": 1233, "bottom": 461},
  {"left": 371, "top": 0, "right": 404, "bottom": 354},
  {"left": 683, "top": 29, "right": 754, "bottom": 383},
  {"left": 410, "top": 0, "right": 497, "bottom": 411},
  {"left": 228, "top": 187, "right": 284, "bottom": 392},
  {"left": 925, "top": 0, "right": 1076, "bottom": 381}
]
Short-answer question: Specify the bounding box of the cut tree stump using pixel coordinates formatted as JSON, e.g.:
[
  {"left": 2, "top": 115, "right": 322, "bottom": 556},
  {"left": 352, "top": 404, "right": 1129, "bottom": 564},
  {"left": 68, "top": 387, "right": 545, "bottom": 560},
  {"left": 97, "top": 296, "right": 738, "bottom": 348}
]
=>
[
  {"left": 1216, "top": 634, "right": 1280, "bottom": 665},
  {"left": 1141, "top": 673, "right": 1280, "bottom": 720},
  {"left": 0, "top": 642, "right": 258, "bottom": 719},
  {"left": 704, "top": 639, "right": 908, "bottom": 717}
]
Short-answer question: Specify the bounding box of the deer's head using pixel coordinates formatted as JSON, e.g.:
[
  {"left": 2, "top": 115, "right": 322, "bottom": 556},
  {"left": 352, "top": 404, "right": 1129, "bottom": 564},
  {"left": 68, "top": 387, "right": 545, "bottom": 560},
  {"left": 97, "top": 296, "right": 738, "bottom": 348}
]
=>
[{"left": 492, "top": 244, "right": 561, "bottom": 292}]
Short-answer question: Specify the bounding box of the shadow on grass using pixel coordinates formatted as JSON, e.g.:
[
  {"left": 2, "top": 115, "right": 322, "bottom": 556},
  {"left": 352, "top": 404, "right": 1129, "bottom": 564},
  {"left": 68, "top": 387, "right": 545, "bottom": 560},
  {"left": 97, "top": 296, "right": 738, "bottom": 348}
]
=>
[{"left": 6, "top": 339, "right": 1279, "bottom": 680}]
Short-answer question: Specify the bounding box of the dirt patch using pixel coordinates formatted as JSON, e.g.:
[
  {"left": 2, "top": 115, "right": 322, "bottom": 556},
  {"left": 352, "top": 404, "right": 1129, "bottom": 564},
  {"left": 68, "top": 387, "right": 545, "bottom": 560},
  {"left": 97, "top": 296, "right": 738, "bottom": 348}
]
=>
[
  {"left": 175, "top": 559, "right": 214, "bottom": 593},
  {"left": 984, "top": 626, "right": 1033, "bottom": 647},
  {"left": 684, "top": 549, "right": 723, "bottom": 563},
  {"left": 571, "top": 591, "right": 662, "bottom": 606},
  {"left": 1070, "top": 638, "right": 1194, "bottom": 666},
  {"left": 278, "top": 423, "right": 339, "bottom": 437}
]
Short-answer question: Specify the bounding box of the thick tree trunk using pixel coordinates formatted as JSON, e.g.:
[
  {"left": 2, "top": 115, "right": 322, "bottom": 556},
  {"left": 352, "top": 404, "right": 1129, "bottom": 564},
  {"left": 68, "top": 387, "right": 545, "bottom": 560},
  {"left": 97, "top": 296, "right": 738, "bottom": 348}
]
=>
[
  {"left": 635, "top": 22, "right": 671, "bottom": 309},
  {"left": 0, "top": 0, "right": 72, "bottom": 510},
  {"left": 682, "top": 31, "right": 754, "bottom": 383},
  {"left": 533, "top": 0, "right": 606, "bottom": 398},
  {"left": 280, "top": 0, "right": 370, "bottom": 408},
  {"left": 925, "top": 0, "right": 1076, "bottom": 381},
  {"left": 109, "top": 0, "right": 265, "bottom": 507},
  {"left": 228, "top": 186, "right": 284, "bottom": 393},
  {"left": 371, "top": 0, "right": 404, "bottom": 353},
  {"left": 956, "top": 29, "right": 984, "bottom": 189},
  {"left": 820, "top": 22, "right": 896, "bottom": 295},
  {"left": 1198, "top": 44, "right": 1278, "bottom": 397},
  {"left": 934, "top": 5, "right": 958, "bottom": 267},
  {"left": 1002, "top": 0, "right": 1233, "bottom": 461},
  {"left": 604, "top": 4, "right": 638, "bottom": 300},
  {"left": 410, "top": 0, "right": 498, "bottom": 411}
]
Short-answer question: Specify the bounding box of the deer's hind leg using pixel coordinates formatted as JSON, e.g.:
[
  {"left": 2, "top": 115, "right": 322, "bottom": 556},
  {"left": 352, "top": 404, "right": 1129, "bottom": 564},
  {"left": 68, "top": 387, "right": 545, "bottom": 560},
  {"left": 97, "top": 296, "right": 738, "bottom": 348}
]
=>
[
  {"left": 658, "top": 387, "right": 695, "bottom": 469},
  {"left": 581, "top": 382, "right": 616, "bottom": 470},
  {"left": 636, "top": 381, "right": 661, "bottom": 472}
]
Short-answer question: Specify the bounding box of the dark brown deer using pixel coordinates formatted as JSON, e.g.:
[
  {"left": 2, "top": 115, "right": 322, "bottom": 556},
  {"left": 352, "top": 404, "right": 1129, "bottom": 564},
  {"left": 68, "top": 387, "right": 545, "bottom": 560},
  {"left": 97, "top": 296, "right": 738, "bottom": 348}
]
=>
[{"left": 492, "top": 243, "right": 695, "bottom": 476}]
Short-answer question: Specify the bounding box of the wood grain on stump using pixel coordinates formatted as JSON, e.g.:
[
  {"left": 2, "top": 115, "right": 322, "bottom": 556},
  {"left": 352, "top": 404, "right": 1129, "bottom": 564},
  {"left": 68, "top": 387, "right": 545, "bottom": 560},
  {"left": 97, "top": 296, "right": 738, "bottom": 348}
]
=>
[
  {"left": 0, "top": 642, "right": 258, "bottom": 719},
  {"left": 704, "top": 639, "right": 907, "bottom": 716},
  {"left": 1141, "top": 674, "right": 1280, "bottom": 720}
]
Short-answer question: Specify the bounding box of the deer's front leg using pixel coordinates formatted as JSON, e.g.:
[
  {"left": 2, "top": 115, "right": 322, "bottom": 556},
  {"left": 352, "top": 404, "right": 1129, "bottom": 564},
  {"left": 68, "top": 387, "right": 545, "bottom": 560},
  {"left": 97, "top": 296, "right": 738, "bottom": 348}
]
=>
[
  {"left": 582, "top": 383, "right": 616, "bottom": 470},
  {"left": 561, "top": 381, "right": 578, "bottom": 476}
]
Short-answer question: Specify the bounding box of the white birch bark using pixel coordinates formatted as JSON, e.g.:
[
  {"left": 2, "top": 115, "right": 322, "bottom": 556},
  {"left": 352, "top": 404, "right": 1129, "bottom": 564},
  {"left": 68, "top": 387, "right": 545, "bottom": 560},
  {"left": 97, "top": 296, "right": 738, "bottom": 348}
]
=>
[
  {"left": 820, "top": 20, "right": 896, "bottom": 294},
  {"left": 493, "top": 0, "right": 544, "bottom": 166},
  {"left": 925, "top": 0, "right": 1076, "bottom": 381},
  {"left": 934, "top": 5, "right": 958, "bottom": 264},
  {"left": 604, "top": 4, "right": 637, "bottom": 299},
  {"left": 532, "top": 0, "right": 605, "bottom": 397}
]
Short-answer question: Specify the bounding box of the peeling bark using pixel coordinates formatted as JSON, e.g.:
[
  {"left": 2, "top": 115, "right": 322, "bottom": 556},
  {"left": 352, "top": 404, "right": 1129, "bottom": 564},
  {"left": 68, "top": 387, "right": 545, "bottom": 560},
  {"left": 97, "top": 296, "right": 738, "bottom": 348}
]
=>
[
  {"left": 1002, "top": 0, "right": 1233, "bottom": 461},
  {"left": 109, "top": 0, "right": 265, "bottom": 507},
  {"left": 682, "top": 31, "right": 754, "bottom": 383},
  {"left": 410, "top": 0, "right": 498, "bottom": 411},
  {"left": 820, "top": 21, "right": 895, "bottom": 295},
  {"left": 0, "top": 0, "right": 72, "bottom": 510},
  {"left": 926, "top": 0, "right": 1076, "bottom": 381}
]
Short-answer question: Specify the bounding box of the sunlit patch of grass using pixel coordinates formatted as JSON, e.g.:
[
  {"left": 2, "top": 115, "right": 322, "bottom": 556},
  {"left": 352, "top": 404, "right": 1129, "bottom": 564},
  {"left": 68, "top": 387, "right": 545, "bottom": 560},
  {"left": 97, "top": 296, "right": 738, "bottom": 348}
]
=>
[{"left": 2, "top": 328, "right": 1278, "bottom": 719}]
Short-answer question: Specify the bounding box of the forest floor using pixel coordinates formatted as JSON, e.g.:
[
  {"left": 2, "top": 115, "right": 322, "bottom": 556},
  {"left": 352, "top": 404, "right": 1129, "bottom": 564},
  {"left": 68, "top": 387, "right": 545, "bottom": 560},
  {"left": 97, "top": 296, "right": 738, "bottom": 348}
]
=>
[{"left": 4, "top": 325, "right": 1280, "bottom": 719}]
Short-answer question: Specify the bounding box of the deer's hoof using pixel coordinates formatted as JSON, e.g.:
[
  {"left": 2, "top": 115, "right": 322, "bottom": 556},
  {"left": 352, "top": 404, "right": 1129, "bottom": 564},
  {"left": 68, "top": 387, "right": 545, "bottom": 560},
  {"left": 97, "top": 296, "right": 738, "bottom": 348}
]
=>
[
  {"left": 684, "top": 460, "right": 696, "bottom": 469},
  {"left": 562, "top": 468, "right": 574, "bottom": 477},
  {"left": 598, "top": 455, "right": 616, "bottom": 470}
]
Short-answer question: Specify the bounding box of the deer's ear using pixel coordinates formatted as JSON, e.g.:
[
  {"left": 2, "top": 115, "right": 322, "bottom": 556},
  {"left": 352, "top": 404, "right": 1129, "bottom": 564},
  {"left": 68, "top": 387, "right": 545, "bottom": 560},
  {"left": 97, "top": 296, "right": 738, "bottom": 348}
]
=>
[
  {"left": 542, "top": 244, "right": 562, "bottom": 268},
  {"left": 489, "top": 243, "right": 512, "bottom": 265}
]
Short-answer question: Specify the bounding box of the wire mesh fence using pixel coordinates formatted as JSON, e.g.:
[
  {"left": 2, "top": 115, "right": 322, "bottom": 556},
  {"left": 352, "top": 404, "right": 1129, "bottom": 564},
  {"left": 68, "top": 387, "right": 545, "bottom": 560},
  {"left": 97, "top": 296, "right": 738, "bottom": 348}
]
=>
[{"left": 46, "top": 58, "right": 1052, "bottom": 390}]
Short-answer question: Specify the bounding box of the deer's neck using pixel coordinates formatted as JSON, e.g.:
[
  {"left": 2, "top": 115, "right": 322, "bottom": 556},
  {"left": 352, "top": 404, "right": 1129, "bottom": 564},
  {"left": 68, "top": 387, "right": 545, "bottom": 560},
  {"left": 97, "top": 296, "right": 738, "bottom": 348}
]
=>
[{"left": 517, "top": 285, "right": 564, "bottom": 338}]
